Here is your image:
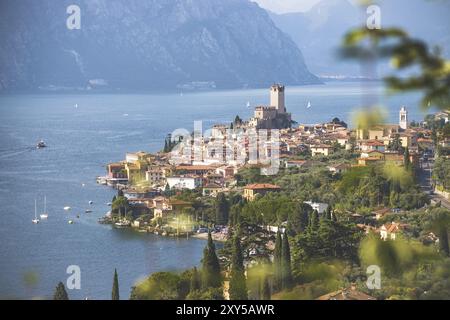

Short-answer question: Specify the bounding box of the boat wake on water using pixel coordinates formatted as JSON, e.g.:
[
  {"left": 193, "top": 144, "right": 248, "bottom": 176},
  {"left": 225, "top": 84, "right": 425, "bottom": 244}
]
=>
[{"left": 0, "top": 146, "right": 35, "bottom": 159}]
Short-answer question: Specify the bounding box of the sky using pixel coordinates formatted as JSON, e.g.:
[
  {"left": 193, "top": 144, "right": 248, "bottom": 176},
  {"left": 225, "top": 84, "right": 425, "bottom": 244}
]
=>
[{"left": 253, "top": 0, "right": 321, "bottom": 13}]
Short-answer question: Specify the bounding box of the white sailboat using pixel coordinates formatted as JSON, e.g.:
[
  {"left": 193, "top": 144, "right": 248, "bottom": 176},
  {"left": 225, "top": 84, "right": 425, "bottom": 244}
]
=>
[
  {"left": 74, "top": 103, "right": 78, "bottom": 109},
  {"left": 306, "top": 101, "right": 312, "bottom": 109},
  {"left": 40, "top": 196, "right": 48, "bottom": 219},
  {"left": 246, "top": 101, "right": 251, "bottom": 108},
  {"left": 32, "top": 199, "right": 40, "bottom": 224}
]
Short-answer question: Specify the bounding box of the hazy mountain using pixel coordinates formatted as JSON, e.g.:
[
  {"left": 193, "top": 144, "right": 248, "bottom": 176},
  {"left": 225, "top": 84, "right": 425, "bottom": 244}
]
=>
[
  {"left": 0, "top": 0, "right": 319, "bottom": 92},
  {"left": 269, "top": 0, "right": 450, "bottom": 78}
]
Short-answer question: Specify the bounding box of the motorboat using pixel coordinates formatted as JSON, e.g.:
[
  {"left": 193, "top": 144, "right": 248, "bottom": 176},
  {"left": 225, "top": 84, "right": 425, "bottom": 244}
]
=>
[
  {"left": 36, "top": 140, "right": 47, "bottom": 149},
  {"left": 64, "top": 206, "right": 71, "bottom": 211}
]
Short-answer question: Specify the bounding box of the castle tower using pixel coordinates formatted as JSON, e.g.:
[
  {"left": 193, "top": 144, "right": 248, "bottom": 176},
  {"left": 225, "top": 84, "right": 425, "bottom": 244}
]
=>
[
  {"left": 399, "top": 106, "right": 408, "bottom": 130},
  {"left": 270, "top": 84, "right": 286, "bottom": 113}
]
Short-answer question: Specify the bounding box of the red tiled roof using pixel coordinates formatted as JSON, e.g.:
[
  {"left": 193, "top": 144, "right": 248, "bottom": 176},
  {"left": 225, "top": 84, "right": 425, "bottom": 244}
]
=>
[
  {"left": 244, "top": 183, "right": 281, "bottom": 190},
  {"left": 175, "top": 165, "right": 215, "bottom": 171},
  {"left": 364, "top": 140, "right": 385, "bottom": 147}
]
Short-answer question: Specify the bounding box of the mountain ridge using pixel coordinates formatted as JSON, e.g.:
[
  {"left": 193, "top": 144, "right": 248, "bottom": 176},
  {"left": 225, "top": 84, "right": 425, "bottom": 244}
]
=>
[{"left": 0, "top": 0, "right": 320, "bottom": 92}]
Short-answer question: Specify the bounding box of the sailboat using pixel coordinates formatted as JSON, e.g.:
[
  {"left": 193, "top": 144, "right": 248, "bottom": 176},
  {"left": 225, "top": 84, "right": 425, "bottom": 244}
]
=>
[
  {"left": 40, "top": 196, "right": 48, "bottom": 219},
  {"left": 306, "top": 101, "right": 312, "bottom": 109},
  {"left": 74, "top": 103, "right": 78, "bottom": 109},
  {"left": 32, "top": 199, "right": 40, "bottom": 224},
  {"left": 246, "top": 101, "right": 251, "bottom": 108}
]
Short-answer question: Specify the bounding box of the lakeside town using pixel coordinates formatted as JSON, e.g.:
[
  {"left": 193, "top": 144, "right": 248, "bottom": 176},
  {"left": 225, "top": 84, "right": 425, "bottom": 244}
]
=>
[{"left": 94, "top": 84, "right": 450, "bottom": 300}]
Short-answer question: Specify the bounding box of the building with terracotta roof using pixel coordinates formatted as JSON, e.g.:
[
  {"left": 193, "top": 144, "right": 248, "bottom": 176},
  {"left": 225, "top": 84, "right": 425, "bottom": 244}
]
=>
[
  {"left": 379, "top": 222, "right": 402, "bottom": 240},
  {"left": 243, "top": 183, "right": 281, "bottom": 201}
]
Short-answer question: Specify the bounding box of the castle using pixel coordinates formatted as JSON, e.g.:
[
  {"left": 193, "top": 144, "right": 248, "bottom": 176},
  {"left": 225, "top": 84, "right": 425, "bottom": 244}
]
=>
[{"left": 249, "top": 84, "right": 292, "bottom": 129}]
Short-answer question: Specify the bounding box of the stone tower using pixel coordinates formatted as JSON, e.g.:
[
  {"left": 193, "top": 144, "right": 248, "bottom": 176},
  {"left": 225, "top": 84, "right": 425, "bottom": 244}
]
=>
[
  {"left": 270, "top": 84, "right": 286, "bottom": 113},
  {"left": 399, "top": 106, "right": 408, "bottom": 130}
]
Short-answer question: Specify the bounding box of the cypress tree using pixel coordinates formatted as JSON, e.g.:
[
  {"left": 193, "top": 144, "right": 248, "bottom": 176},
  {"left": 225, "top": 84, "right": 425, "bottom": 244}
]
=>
[
  {"left": 229, "top": 236, "right": 248, "bottom": 300},
  {"left": 273, "top": 231, "right": 282, "bottom": 290},
  {"left": 404, "top": 147, "right": 411, "bottom": 170},
  {"left": 296, "top": 203, "right": 311, "bottom": 233},
  {"left": 112, "top": 269, "right": 119, "bottom": 300},
  {"left": 201, "top": 232, "right": 222, "bottom": 288},
  {"left": 261, "top": 276, "right": 271, "bottom": 300},
  {"left": 53, "top": 282, "right": 69, "bottom": 300},
  {"left": 325, "top": 206, "right": 332, "bottom": 220},
  {"left": 215, "top": 193, "right": 229, "bottom": 225},
  {"left": 438, "top": 226, "right": 450, "bottom": 256},
  {"left": 281, "top": 232, "right": 293, "bottom": 290},
  {"left": 309, "top": 210, "right": 320, "bottom": 233},
  {"left": 190, "top": 267, "right": 201, "bottom": 292}
]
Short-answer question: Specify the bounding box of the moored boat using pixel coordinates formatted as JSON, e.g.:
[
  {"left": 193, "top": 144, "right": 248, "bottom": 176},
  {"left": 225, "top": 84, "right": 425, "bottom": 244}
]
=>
[{"left": 32, "top": 199, "right": 40, "bottom": 224}]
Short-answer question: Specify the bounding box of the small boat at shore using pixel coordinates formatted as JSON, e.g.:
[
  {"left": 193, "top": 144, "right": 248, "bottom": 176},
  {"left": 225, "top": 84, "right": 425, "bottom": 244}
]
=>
[
  {"left": 32, "top": 199, "right": 40, "bottom": 224},
  {"left": 89, "top": 201, "right": 94, "bottom": 205},
  {"left": 64, "top": 206, "right": 71, "bottom": 211},
  {"left": 68, "top": 220, "right": 74, "bottom": 224},
  {"left": 114, "top": 220, "right": 131, "bottom": 227},
  {"left": 85, "top": 209, "right": 92, "bottom": 213}
]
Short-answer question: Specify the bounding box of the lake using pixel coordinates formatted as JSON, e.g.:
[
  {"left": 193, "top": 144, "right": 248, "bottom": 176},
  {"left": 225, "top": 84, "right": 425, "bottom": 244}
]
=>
[{"left": 0, "top": 82, "right": 432, "bottom": 299}]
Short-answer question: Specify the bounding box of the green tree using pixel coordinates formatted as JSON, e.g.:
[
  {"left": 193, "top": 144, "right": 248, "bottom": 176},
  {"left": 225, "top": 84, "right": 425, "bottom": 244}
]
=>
[
  {"left": 261, "top": 276, "right": 271, "bottom": 300},
  {"left": 273, "top": 231, "right": 282, "bottom": 290},
  {"left": 288, "top": 203, "right": 312, "bottom": 234},
  {"left": 425, "top": 208, "right": 450, "bottom": 256},
  {"left": 281, "top": 232, "right": 293, "bottom": 290},
  {"left": 201, "top": 232, "right": 222, "bottom": 288},
  {"left": 112, "top": 196, "right": 130, "bottom": 218},
  {"left": 215, "top": 193, "right": 229, "bottom": 225},
  {"left": 229, "top": 236, "right": 248, "bottom": 300},
  {"left": 388, "top": 134, "right": 404, "bottom": 152},
  {"left": 112, "top": 269, "right": 119, "bottom": 300},
  {"left": 53, "top": 282, "right": 69, "bottom": 300},
  {"left": 309, "top": 210, "right": 320, "bottom": 233},
  {"left": 130, "top": 272, "right": 181, "bottom": 300},
  {"left": 404, "top": 147, "right": 411, "bottom": 170},
  {"left": 190, "top": 267, "right": 201, "bottom": 293},
  {"left": 341, "top": 26, "right": 450, "bottom": 110},
  {"left": 325, "top": 205, "right": 333, "bottom": 220}
]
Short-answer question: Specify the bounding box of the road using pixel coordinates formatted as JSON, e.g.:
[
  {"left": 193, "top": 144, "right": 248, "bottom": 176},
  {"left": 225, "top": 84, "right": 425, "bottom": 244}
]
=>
[{"left": 418, "top": 158, "right": 450, "bottom": 210}]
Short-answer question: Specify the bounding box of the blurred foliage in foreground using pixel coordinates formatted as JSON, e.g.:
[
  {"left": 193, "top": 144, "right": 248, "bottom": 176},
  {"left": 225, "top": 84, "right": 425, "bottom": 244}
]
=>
[{"left": 341, "top": 27, "right": 450, "bottom": 110}]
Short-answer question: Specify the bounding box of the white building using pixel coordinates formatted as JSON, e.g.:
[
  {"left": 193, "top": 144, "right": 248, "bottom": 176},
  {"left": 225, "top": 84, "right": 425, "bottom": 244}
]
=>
[
  {"left": 379, "top": 223, "right": 400, "bottom": 241},
  {"left": 304, "top": 201, "right": 329, "bottom": 214},
  {"left": 166, "top": 176, "right": 202, "bottom": 190},
  {"left": 399, "top": 106, "right": 408, "bottom": 130}
]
